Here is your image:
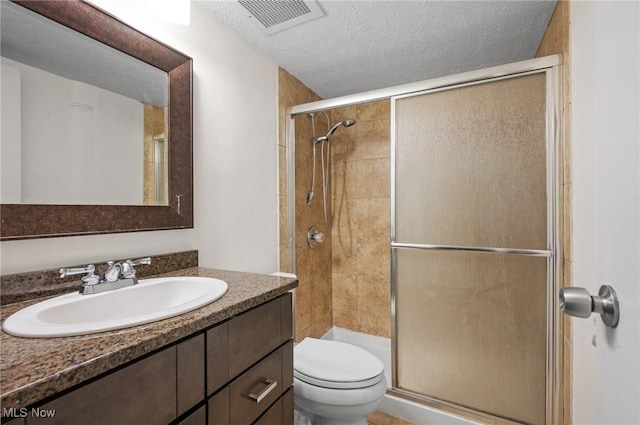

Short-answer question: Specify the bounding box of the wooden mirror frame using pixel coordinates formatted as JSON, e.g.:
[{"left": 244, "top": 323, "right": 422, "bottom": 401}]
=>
[{"left": 0, "top": 0, "right": 193, "bottom": 240}]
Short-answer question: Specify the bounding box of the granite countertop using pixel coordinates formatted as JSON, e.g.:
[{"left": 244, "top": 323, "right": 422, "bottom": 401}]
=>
[{"left": 0, "top": 267, "right": 297, "bottom": 410}]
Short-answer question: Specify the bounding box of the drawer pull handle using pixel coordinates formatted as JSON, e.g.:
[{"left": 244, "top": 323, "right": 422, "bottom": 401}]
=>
[{"left": 248, "top": 378, "right": 278, "bottom": 403}]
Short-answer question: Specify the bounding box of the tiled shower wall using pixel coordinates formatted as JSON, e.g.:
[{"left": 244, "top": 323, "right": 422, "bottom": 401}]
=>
[
  {"left": 330, "top": 101, "right": 392, "bottom": 338},
  {"left": 278, "top": 69, "right": 333, "bottom": 341},
  {"left": 278, "top": 69, "right": 393, "bottom": 341}
]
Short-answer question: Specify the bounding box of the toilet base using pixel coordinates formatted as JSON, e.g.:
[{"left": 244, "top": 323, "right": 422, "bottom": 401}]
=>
[{"left": 294, "top": 377, "right": 386, "bottom": 425}]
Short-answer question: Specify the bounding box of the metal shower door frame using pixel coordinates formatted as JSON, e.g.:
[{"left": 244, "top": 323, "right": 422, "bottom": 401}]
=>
[
  {"left": 284, "top": 55, "right": 563, "bottom": 424},
  {"left": 389, "top": 65, "right": 562, "bottom": 424}
]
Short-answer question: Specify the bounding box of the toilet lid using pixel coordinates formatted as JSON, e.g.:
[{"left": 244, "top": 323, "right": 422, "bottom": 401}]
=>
[{"left": 294, "top": 338, "right": 384, "bottom": 389}]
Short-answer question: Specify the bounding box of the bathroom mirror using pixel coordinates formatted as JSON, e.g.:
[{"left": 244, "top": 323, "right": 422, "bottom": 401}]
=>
[{"left": 0, "top": 0, "right": 193, "bottom": 240}]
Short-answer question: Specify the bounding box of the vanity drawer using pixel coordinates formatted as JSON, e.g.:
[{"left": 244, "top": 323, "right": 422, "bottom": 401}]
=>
[
  {"left": 254, "top": 389, "right": 293, "bottom": 425},
  {"left": 27, "top": 347, "right": 176, "bottom": 425},
  {"left": 228, "top": 294, "right": 291, "bottom": 378},
  {"left": 208, "top": 388, "right": 230, "bottom": 425},
  {"left": 178, "top": 406, "right": 206, "bottom": 425},
  {"left": 230, "top": 342, "right": 291, "bottom": 425}
]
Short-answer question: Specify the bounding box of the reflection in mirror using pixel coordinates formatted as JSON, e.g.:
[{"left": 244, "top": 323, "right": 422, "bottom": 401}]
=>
[
  {"left": 0, "top": 0, "right": 192, "bottom": 240},
  {"left": 0, "top": 0, "right": 168, "bottom": 206}
]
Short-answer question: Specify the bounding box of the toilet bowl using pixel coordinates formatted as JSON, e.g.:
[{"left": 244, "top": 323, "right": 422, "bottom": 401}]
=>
[{"left": 294, "top": 338, "right": 387, "bottom": 425}]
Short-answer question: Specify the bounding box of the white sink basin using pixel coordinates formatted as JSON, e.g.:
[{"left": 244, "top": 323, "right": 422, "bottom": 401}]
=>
[{"left": 2, "top": 277, "right": 228, "bottom": 338}]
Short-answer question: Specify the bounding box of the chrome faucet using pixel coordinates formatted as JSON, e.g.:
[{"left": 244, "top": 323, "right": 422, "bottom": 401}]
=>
[
  {"left": 59, "top": 264, "right": 100, "bottom": 285},
  {"left": 103, "top": 261, "right": 122, "bottom": 283},
  {"left": 60, "top": 257, "right": 151, "bottom": 295},
  {"left": 121, "top": 257, "right": 152, "bottom": 279}
]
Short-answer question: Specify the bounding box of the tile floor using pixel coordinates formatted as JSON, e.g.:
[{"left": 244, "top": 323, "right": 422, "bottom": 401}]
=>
[{"left": 367, "top": 410, "right": 416, "bottom": 425}]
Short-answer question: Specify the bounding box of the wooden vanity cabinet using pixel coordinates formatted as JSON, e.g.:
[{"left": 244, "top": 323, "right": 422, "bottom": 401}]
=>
[
  {"left": 23, "top": 293, "right": 293, "bottom": 425},
  {"left": 27, "top": 346, "right": 177, "bottom": 425},
  {"left": 207, "top": 293, "right": 294, "bottom": 425}
]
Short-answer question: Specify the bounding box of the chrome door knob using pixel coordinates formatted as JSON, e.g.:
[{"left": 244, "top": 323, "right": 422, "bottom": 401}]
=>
[{"left": 559, "top": 285, "right": 620, "bottom": 328}]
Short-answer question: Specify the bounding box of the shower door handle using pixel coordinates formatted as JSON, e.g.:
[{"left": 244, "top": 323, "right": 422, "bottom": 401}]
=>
[{"left": 559, "top": 285, "right": 619, "bottom": 328}]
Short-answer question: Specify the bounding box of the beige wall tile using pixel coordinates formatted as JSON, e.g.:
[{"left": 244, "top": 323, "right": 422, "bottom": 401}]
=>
[
  {"left": 332, "top": 160, "right": 357, "bottom": 203},
  {"left": 375, "top": 316, "right": 391, "bottom": 339},
  {"left": 312, "top": 279, "right": 332, "bottom": 323},
  {"left": 535, "top": 1, "right": 566, "bottom": 58},
  {"left": 280, "top": 67, "right": 337, "bottom": 340},
  {"left": 332, "top": 199, "right": 357, "bottom": 238},
  {"left": 334, "top": 309, "right": 359, "bottom": 331},
  {"left": 278, "top": 195, "right": 288, "bottom": 247},
  {"left": 357, "top": 100, "right": 391, "bottom": 123},
  {"left": 280, "top": 77, "right": 393, "bottom": 341},
  {"left": 357, "top": 237, "right": 391, "bottom": 279},
  {"left": 279, "top": 245, "right": 291, "bottom": 274},
  {"left": 355, "top": 119, "right": 391, "bottom": 160},
  {"left": 331, "top": 105, "right": 357, "bottom": 122},
  {"left": 295, "top": 325, "right": 312, "bottom": 343},
  {"left": 295, "top": 284, "right": 312, "bottom": 332},
  {"left": 333, "top": 272, "right": 358, "bottom": 312},
  {"left": 357, "top": 314, "right": 379, "bottom": 335},
  {"left": 329, "top": 100, "right": 393, "bottom": 338},
  {"left": 332, "top": 233, "right": 357, "bottom": 275},
  {"left": 357, "top": 275, "right": 391, "bottom": 318},
  {"left": 330, "top": 126, "right": 357, "bottom": 161},
  {"left": 356, "top": 198, "right": 391, "bottom": 239},
  {"left": 357, "top": 314, "right": 389, "bottom": 338},
  {"left": 311, "top": 315, "right": 332, "bottom": 338},
  {"left": 356, "top": 158, "right": 390, "bottom": 199}
]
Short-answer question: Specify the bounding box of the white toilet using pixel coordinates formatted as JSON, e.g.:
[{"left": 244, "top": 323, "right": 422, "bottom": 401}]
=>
[{"left": 293, "top": 337, "right": 387, "bottom": 425}]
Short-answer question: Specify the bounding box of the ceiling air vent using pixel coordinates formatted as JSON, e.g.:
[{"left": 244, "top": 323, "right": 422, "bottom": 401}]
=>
[{"left": 233, "top": 0, "right": 324, "bottom": 35}]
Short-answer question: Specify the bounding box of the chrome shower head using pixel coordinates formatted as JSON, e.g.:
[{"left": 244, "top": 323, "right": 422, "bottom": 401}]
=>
[
  {"left": 326, "top": 118, "right": 356, "bottom": 137},
  {"left": 313, "top": 118, "right": 356, "bottom": 144}
]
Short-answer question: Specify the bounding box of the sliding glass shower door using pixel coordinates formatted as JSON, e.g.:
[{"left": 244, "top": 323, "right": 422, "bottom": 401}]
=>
[{"left": 391, "top": 72, "right": 556, "bottom": 425}]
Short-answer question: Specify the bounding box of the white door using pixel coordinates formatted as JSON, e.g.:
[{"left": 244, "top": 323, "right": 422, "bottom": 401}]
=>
[
  {"left": 571, "top": 1, "right": 639, "bottom": 424},
  {"left": 595, "top": 2, "right": 640, "bottom": 423}
]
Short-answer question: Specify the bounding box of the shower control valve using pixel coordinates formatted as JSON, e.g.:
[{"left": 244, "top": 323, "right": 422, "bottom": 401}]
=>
[{"left": 307, "top": 226, "right": 324, "bottom": 249}]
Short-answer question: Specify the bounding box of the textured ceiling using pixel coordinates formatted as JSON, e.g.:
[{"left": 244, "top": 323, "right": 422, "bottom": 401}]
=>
[{"left": 201, "top": 0, "right": 557, "bottom": 99}]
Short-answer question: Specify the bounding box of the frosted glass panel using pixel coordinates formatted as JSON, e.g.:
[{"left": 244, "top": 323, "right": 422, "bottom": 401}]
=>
[
  {"left": 395, "top": 249, "right": 547, "bottom": 425},
  {"left": 394, "top": 73, "right": 547, "bottom": 249}
]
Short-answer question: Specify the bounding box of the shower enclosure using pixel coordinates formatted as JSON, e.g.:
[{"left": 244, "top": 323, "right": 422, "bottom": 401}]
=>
[{"left": 284, "top": 55, "right": 562, "bottom": 424}]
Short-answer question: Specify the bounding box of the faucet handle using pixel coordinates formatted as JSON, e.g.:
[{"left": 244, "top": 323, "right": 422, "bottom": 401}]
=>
[
  {"left": 60, "top": 264, "right": 99, "bottom": 286},
  {"left": 122, "top": 257, "right": 151, "bottom": 279},
  {"left": 60, "top": 264, "right": 95, "bottom": 278},
  {"left": 103, "top": 261, "right": 122, "bottom": 282},
  {"left": 128, "top": 257, "right": 151, "bottom": 266}
]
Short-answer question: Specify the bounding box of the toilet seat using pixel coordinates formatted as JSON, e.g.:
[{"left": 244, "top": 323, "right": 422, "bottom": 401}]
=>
[{"left": 294, "top": 338, "right": 385, "bottom": 390}]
